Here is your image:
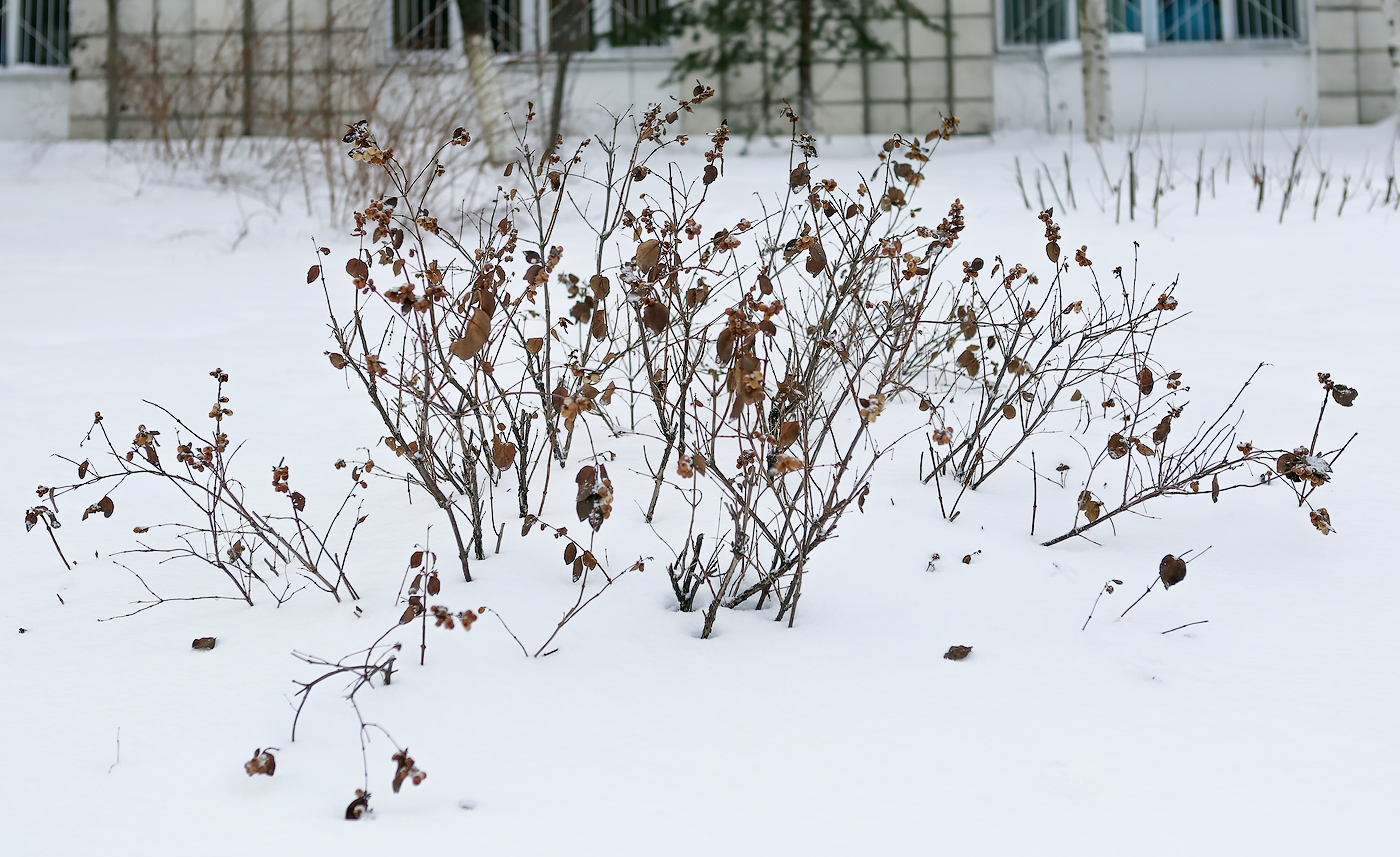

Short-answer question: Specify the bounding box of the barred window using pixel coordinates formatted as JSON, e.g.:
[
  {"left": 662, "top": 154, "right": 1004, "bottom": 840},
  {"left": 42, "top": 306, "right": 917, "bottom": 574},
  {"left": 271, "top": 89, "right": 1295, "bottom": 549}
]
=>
[
  {"left": 1001, "top": 0, "right": 1300, "bottom": 46},
  {"left": 486, "top": 0, "right": 523, "bottom": 53},
  {"left": 550, "top": 0, "right": 594, "bottom": 52},
  {"left": 1, "top": 0, "right": 70, "bottom": 66},
  {"left": 1004, "top": 0, "right": 1068, "bottom": 45},
  {"left": 1158, "top": 0, "right": 1221, "bottom": 41},
  {"left": 611, "top": 0, "right": 665, "bottom": 47},
  {"left": 394, "top": 0, "right": 452, "bottom": 51},
  {"left": 1108, "top": 0, "right": 1142, "bottom": 33},
  {"left": 1234, "top": 0, "right": 1298, "bottom": 39}
]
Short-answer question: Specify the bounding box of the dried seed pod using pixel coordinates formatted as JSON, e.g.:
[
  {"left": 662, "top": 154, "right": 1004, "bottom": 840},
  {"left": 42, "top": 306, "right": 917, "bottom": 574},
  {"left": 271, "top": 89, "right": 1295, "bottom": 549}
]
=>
[
  {"left": 1310, "top": 508, "right": 1332, "bottom": 534},
  {"left": 191, "top": 637, "right": 217, "bottom": 650},
  {"left": 1046, "top": 242, "right": 1060, "bottom": 263}
]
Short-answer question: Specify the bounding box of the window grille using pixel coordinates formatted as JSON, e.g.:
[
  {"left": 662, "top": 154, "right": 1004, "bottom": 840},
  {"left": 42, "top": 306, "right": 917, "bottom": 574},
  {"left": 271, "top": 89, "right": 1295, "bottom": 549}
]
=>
[
  {"left": 1158, "top": 0, "right": 1221, "bottom": 41},
  {"left": 1001, "top": 0, "right": 1299, "bottom": 46},
  {"left": 1, "top": 0, "right": 69, "bottom": 66},
  {"left": 610, "top": 0, "right": 665, "bottom": 47},
  {"left": 486, "top": 0, "right": 523, "bottom": 53},
  {"left": 549, "top": 0, "right": 594, "bottom": 52},
  {"left": 1108, "top": 0, "right": 1142, "bottom": 33},
  {"left": 394, "top": 0, "right": 452, "bottom": 51},
  {"left": 1004, "top": 0, "right": 1068, "bottom": 44},
  {"left": 1234, "top": 0, "right": 1298, "bottom": 39}
]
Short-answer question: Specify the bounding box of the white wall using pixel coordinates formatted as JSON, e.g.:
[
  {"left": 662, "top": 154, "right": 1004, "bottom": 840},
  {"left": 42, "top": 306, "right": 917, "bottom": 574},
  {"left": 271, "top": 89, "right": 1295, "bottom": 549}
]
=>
[
  {"left": 497, "top": 53, "right": 677, "bottom": 140},
  {"left": 0, "top": 67, "right": 71, "bottom": 140},
  {"left": 993, "top": 38, "right": 1316, "bottom": 133}
]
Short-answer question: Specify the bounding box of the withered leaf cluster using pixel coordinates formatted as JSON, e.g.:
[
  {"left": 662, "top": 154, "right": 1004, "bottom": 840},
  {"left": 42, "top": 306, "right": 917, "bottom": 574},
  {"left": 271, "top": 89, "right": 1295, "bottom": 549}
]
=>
[
  {"left": 391, "top": 750, "right": 426, "bottom": 793},
  {"left": 244, "top": 749, "right": 275, "bottom": 776},
  {"left": 575, "top": 465, "right": 614, "bottom": 532}
]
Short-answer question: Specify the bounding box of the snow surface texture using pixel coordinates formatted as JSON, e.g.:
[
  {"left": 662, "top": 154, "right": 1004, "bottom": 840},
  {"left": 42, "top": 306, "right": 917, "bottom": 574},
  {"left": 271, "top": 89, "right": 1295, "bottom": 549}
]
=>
[{"left": 2, "top": 123, "right": 1398, "bottom": 856}]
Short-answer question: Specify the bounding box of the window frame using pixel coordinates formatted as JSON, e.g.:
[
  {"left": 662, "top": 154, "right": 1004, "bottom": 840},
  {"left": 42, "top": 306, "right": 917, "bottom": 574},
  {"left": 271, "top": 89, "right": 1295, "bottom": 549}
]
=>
[
  {"left": 995, "top": 0, "right": 1307, "bottom": 52},
  {"left": 1, "top": 0, "right": 71, "bottom": 69},
  {"left": 381, "top": 0, "right": 670, "bottom": 64}
]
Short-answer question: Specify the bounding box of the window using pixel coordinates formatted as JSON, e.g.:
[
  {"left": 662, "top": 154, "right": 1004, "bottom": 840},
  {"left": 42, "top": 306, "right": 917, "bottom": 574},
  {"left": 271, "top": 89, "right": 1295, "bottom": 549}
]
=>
[
  {"left": 486, "top": 0, "right": 523, "bottom": 53},
  {"left": 549, "top": 0, "right": 593, "bottom": 53},
  {"left": 1001, "top": 0, "right": 1301, "bottom": 46},
  {"left": 1108, "top": 0, "right": 1141, "bottom": 33},
  {"left": 610, "top": 0, "right": 665, "bottom": 47},
  {"left": 1005, "top": 0, "right": 1068, "bottom": 45},
  {"left": 1, "top": 0, "right": 70, "bottom": 67},
  {"left": 393, "top": 0, "right": 452, "bottom": 51},
  {"left": 1234, "top": 0, "right": 1298, "bottom": 39},
  {"left": 1158, "top": 0, "right": 1221, "bottom": 42},
  {"left": 392, "top": 0, "right": 655, "bottom": 57}
]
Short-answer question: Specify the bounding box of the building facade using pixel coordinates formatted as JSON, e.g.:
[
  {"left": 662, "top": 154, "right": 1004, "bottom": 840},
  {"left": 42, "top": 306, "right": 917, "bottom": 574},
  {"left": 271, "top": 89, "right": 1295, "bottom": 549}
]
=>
[{"left": 0, "top": 0, "right": 1395, "bottom": 140}]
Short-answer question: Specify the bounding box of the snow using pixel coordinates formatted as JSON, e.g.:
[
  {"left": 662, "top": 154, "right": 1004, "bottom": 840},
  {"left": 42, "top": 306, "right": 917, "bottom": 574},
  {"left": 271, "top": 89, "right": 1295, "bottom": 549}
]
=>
[{"left": 2, "top": 121, "right": 1399, "bottom": 855}]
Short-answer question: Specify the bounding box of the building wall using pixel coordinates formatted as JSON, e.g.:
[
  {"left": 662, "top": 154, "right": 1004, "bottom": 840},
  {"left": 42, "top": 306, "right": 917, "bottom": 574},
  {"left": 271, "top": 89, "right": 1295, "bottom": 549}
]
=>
[
  {"left": 45, "top": 0, "right": 1400, "bottom": 141},
  {"left": 682, "top": 0, "right": 997, "bottom": 137},
  {"left": 993, "top": 36, "right": 1316, "bottom": 133},
  {"left": 1314, "top": 0, "right": 1397, "bottom": 123},
  {"left": 0, "top": 66, "right": 71, "bottom": 140},
  {"left": 66, "top": 0, "right": 436, "bottom": 140}
]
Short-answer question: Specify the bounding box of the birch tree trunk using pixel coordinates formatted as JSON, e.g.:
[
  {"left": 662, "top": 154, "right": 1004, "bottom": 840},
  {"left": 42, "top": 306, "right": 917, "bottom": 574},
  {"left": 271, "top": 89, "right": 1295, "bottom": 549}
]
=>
[
  {"left": 1079, "top": 0, "right": 1113, "bottom": 143},
  {"left": 458, "top": 0, "right": 513, "bottom": 165},
  {"left": 1383, "top": 0, "right": 1400, "bottom": 117}
]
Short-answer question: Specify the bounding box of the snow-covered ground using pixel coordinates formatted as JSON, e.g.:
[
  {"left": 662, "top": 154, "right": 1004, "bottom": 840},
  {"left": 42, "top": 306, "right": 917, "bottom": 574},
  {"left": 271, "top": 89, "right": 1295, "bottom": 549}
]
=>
[{"left": 2, "top": 122, "right": 1398, "bottom": 855}]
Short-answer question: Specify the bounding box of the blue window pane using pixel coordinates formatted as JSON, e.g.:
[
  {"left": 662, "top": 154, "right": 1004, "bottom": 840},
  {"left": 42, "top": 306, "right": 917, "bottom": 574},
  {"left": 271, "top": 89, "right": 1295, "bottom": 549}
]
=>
[
  {"left": 1159, "top": 0, "right": 1221, "bottom": 41},
  {"left": 1109, "top": 0, "right": 1142, "bottom": 33}
]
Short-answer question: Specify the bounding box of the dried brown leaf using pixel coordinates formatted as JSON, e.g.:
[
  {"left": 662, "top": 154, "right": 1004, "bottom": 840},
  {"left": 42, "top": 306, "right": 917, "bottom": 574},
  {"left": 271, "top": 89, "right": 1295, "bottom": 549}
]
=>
[
  {"left": 636, "top": 239, "right": 662, "bottom": 270},
  {"left": 1159, "top": 554, "right": 1187, "bottom": 588},
  {"left": 1107, "top": 433, "right": 1129, "bottom": 459},
  {"left": 1137, "top": 367, "right": 1155, "bottom": 396},
  {"left": 450, "top": 309, "right": 491, "bottom": 360},
  {"left": 943, "top": 645, "right": 972, "bottom": 661},
  {"left": 778, "top": 421, "right": 800, "bottom": 450}
]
